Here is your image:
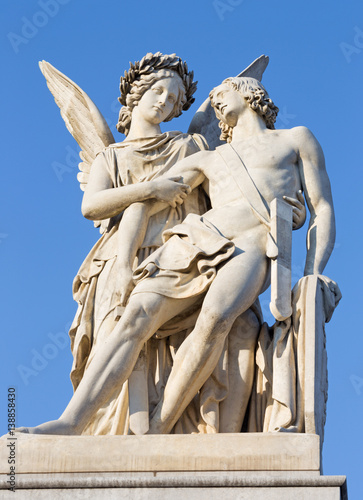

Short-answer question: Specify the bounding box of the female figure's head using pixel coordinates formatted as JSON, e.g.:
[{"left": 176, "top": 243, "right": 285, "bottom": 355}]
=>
[{"left": 116, "top": 52, "right": 197, "bottom": 136}]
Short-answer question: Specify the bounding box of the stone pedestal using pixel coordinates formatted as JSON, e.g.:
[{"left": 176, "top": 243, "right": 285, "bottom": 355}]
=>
[{"left": 0, "top": 433, "right": 347, "bottom": 499}]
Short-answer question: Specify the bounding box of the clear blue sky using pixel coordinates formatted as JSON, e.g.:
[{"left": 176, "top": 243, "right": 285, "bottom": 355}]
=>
[{"left": 1, "top": 0, "right": 362, "bottom": 497}]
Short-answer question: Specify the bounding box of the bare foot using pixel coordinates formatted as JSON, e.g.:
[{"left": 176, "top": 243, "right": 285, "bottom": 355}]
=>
[
  {"left": 15, "top": 420, "right": 79, "bottom": 435},
  {"left": 14, "top": 427, "right": 30, "bottom": 434}
]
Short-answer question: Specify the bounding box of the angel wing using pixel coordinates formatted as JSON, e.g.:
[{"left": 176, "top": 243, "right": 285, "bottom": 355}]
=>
[
  {"left": 39, "top": 60, "right": 116, "bottom": 232},
  {"left": 187, "top": 55, "right": 269, "bottom": 150}
]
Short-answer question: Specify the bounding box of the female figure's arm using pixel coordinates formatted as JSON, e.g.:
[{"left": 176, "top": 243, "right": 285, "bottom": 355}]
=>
[
  {"left": 82, "top": 151, "right": 192, "bottom": 305},
  {"left": 81, "top": 153, "right": 192, "bottom": 221}
]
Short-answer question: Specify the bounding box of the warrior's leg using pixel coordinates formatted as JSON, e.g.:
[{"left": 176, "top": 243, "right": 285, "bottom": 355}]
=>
[
  {"left": 18, "top": 292, "right": 197, "bottom": 435},
  {"left": 117, "top": 202, "right": 150, "bottom": 306},
  {"left": 149, "top": 243, "right": 268, "bottom": 434},
  {"left": 218, "top": 308, "right": 261, "bottom": 432}
]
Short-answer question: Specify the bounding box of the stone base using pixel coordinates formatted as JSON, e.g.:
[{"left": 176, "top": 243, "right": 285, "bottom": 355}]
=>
[
  {"left": 0, "top": 434, "right": 347, "bottom": 499},
  {"left": 0, "top": 471, "right": 348, "bottom": 499}
]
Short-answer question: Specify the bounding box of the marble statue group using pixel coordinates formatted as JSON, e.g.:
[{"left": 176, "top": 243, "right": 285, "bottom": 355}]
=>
[{"left": 18, "top": 52, "right": 341, "bottom": 437}]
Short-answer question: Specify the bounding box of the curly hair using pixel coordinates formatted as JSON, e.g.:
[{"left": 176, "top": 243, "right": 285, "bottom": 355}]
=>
[
  {"left": 117, "top": 69, "right": 186, "bottom": 135},
  {"left": 116, "top": 52, "right": 197, "bottom": 136},
  {"left": 209, "top": 77, "right": 279, "bottom": 143}
]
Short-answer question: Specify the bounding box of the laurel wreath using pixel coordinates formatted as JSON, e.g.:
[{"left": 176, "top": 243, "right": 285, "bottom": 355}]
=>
[{"left": 119, "top": 52, "right": 197, "bottom": 111}]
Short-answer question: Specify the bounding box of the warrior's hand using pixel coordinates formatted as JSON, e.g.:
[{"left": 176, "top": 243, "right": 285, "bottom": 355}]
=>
[
  {"left": 118, "top": 265, "right": 136, "bottom": 307},
  {"left": 283, "top": 190, "right": 306, "bottom": 230},
  {"left": 152, "top": 177, "right": 191, "bottom": 208}
]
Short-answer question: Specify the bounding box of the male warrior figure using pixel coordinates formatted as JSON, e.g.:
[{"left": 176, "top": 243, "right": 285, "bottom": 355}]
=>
[{"left": 19, "top": 76, "right": 335, "bottom": 435}]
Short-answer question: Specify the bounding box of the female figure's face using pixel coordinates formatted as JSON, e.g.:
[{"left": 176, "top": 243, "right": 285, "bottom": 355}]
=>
[{"left": 135, "top": 75, "right": 185, "bottom": 125}]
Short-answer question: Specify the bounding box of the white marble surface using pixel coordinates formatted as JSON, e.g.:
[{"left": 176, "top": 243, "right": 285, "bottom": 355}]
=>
[
  {"left": 22, "top": 68, "right": 338, "bottom": 438},
  {"left": 0, "top": 433, "right": 320, "bottom": 473}
]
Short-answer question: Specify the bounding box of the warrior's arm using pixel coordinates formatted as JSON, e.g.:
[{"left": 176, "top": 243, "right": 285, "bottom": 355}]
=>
[
  {"left": 295, "top": 127, "right": 336, "bottom": 275},
  {"left": 158, "top": 150, "right": 208, "bottom": 192},
  {"left": 115, "top": 202, "right": 150, "bottom": 305},
  {"left": 118, "top": 150, "right": 208, "bottom": 221},
  {"left": 113, "top": 152, "right": 207, "bottom": 304}
]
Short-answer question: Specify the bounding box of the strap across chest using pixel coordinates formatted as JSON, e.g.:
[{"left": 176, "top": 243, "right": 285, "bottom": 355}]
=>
[{"left": 216, "top": 143, "right": 271, "bottom": 229}]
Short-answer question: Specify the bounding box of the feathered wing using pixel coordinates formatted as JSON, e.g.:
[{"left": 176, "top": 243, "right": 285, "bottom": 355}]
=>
[
  {"left": 39, "top": 60, "right": 116, "bottom": 232},
  {"left": 187, "top": 55, "right": 269, "bottom": 150}
]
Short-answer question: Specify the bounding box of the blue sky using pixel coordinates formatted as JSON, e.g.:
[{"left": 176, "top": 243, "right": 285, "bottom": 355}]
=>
[{"left": 1, "top": 0, "right": 362, "bottom": 496}]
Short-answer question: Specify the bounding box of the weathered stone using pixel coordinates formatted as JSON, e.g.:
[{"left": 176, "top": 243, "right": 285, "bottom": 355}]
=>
[{"left": 0, "top": 433, "right": 320, "bottom": 473}]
